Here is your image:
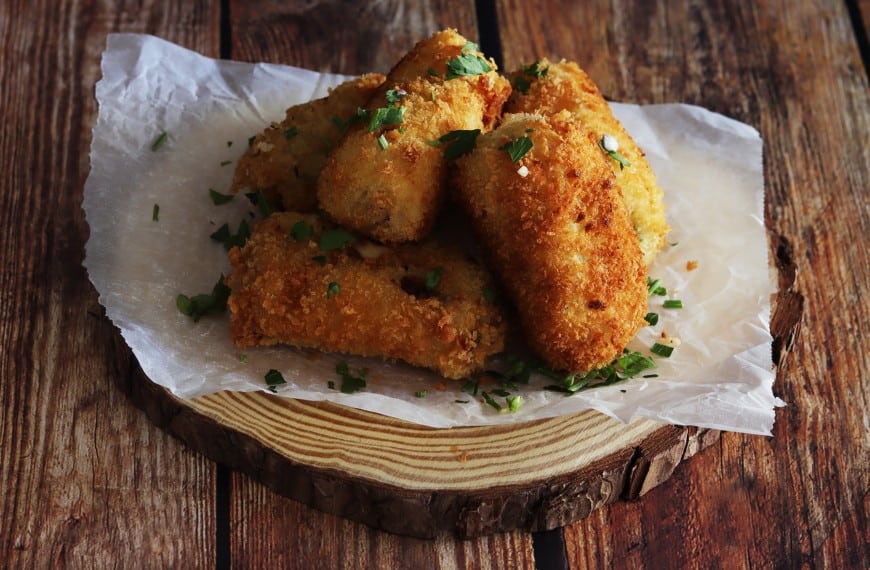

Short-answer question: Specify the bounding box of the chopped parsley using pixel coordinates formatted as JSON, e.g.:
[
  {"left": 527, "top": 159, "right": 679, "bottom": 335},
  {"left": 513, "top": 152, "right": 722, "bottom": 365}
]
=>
[
  {"left": 651, "top": 343, "right": 674, "bottom": 357},
  {"left": 289, "top": 220, "right": 314, "bottom": 241},
  {"left": 209, "top": 188, "right": 234, "bottom": 205},
  {"left": 247, "top": 135, "right": 256, "bottom": 147},
  {"left": 414, "top": 390, "right": 428, "bottom": 398},
  {"left": 245, "top": 190, "right": 276, "bottom": 217},
  {"left": 481, "top": 391, "right": 501, "bottom": 411},
  {"left": 318, "top": 228, "right": 354, "bottom": 251},
  {"left": 428, "top": 129, "right": 480, "bottom": 160},
  {"left": 368, "top": 106, "right": 405, "bottom": 132},
  {"left": 500, "top": 135, "right": 534, "bottom": 163},
  {"left": 220, "top": 160, "right": 232, "bottom": 166},
  {"left": 445, "top": 42, "right": 492, "bottom": 80},
  {"left": 506, "top": 395, "right": 523, "bottom": 412},
  {"left": 238, "top": 354, "right": 249, "bottom": 364},
  {"left": 427, "top": 67, "right": 439, "bottom": 77},
  {"left": 210, "top": 219, "right": 250, "bottom": 250},
  {"left": 385, "top": 88, "right": 407, "bottom": 104},
  {"left": 542, "top": 349, "right": 655, "bottom": 394},
  {"left": 326, "top": 281, "right": 340, "bottom": 299},
  {"left": 284, "top": 127, "right": 299, "bottom": 140},
  {"left": 336, "top": 361, "right": 367, "bottom": 393},
  {"left": 152, "top": 204, "right": 159, "bottom": 221},
  {"left": 425, "top": 267, "right": 444, "bottom": 291},
  {"left": 461, "top": 378, "right": 479, "bottom": 396},
  {"left": 150, "top": 132, "right": 168, "bottom": 151},
  {"left": 644, "top": 312, "right": 659, "bottom": 325},
  {"left": 265, "top": 369, "right": 286, "bottom": 393},
  {"left": 514, "top": 61, "right": 549, "bottom": 93},
  {"left": 455, "top": 399, "right": 470, "bottom": 404},
  {"left": 176, "top": 274, "right": 231, "bottom": 322}
]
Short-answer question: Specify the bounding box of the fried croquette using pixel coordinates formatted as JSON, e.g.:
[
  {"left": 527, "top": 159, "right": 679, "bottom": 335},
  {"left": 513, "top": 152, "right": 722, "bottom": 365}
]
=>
[
  {"left": 317, "top": 29, "right": 511, "bottom": 243},
  {"left": 230, "top": 73, "right": 385, "bottom": 212},
  {"left": 505, "top": 59, "right": 669, "bottom": 265},
  {"left": 453, "top": 111, "right": 648, "bottom": 372},
  {"left": 226, "top": 212, "right": 506, "bottom": 379}
]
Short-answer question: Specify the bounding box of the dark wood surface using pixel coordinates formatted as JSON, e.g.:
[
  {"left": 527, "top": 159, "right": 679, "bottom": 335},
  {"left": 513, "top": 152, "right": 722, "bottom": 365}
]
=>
[{"left": 1, "top": 0, "right": 867, "bottom": 568}]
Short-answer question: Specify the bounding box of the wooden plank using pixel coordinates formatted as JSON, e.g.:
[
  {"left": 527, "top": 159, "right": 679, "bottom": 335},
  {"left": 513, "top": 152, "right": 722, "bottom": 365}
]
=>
[
  {"left": 494, "top": 0, "right": 869, "bottom": 567},
  {"left": 221, "top": 2, "right": 535, "bottom": 565},
  {"left": 0, "top": 2, "right": 221, "bottom": 567}
]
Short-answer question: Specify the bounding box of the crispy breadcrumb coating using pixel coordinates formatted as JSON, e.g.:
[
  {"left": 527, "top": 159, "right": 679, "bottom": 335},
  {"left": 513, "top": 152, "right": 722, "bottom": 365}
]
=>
[
  {"left": 505, "top": 59, "right": 669, "bottom": 265},
  {"left": 226, "top": 212, "right": 506, "bottom": 379},
  {"left": 317, "top": 29, "right": 511, "bottom": 243},
  {"left": 230, "top": 73, "right": 385, "bottom": 212},
  {"left": 453, "top": 112, "right": 648, "bottom": 372}
]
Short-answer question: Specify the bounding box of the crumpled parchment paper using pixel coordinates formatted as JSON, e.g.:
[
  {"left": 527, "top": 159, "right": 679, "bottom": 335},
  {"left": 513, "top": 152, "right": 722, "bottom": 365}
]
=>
[{"left": 83, "top": 34, "right": 784, "bottom": 435}]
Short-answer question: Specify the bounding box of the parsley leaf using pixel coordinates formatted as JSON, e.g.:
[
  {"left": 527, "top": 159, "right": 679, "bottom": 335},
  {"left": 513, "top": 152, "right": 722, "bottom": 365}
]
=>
[
  {"left": 284, "top": 127, "right": 299, "bottom": 140},
  {"left": 265, "top": 369, "right": 286, "bottom": 393},
  {"left": 318, "top": 228, "right": 354, "bottom": 251},
  {"left": 368, "top": 106, "right": 405, "bottom": 132},
  {"left": 425, "top": 267, "right": 444, "bottom": 291},
  {"left": 541, "top": 349, "right": 655, "bottom": 395},
  {"left": 336, "top": 361, "right": 367, "bottom": 393},
  {"left": 429, "top": 129, "right": 480, "bottom": 160},
  {"left": 651, "top": 343, "right": 674, "bottom": 357},
  {"left": 289, "top": 220, "right": 314, "bottom": 241},
  {"left": 445, "top": 52, "right": 492, "bottom": 80},
  {"left": 176, "top": 275, "right": 231, "bottom": 322},
  {"left": 500, "top": 135, "right": 534, "bottom": 163},
  {"left": 326, "top": 281, "right": 340, "bottom": 299},
  {"left": 386, "top": 88, "right": 407, "bottom": 104},
  {"left": 210, "top": 219, "right": 251, "bottom": 251},
  {"left": 209, "top": 188, "right": 234, "bottom": 205},
  {"left": 245, "top": 190, "right": 276, "bottom": 218}
]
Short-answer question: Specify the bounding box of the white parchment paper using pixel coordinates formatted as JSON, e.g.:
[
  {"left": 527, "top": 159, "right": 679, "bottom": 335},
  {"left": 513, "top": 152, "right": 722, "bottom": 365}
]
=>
[{"left": 83, "top": 34, "right": 784, "bottom": 435}]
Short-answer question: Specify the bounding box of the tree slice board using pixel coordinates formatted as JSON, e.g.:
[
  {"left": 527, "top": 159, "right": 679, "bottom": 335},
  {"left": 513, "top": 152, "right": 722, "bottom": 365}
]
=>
[{"left": 115, "top": 341, "right": 719, "bottom": 538}]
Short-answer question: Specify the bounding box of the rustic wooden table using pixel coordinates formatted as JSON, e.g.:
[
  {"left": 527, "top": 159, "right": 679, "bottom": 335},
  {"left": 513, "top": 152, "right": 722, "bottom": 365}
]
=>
[{"left": 2, "top": 1, "right": 868, "bottom": 568}]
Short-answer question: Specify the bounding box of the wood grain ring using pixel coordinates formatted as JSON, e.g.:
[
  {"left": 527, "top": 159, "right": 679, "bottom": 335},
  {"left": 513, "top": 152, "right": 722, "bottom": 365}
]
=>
[{"left": 116, "top": 340, "right": 718, "bottom": 538}]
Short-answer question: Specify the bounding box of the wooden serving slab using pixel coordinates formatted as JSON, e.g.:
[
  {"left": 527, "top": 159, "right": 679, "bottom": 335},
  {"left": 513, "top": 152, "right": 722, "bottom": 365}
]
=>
[{"left": 115, "top": 338, "right": 719, "bottom": 539}]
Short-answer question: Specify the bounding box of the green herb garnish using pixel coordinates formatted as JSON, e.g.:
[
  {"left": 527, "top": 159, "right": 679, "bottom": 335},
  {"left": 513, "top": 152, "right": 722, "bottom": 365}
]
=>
[
  {"left": 461, "top": 378, "right": 479, "bottom": 396},
  {"left": 445, "top": 42, "right": 492, "bottom": 80},
  {"left": 663, "top": 299, "right": 683, "bottom": 309},
  {"left": 245, "top": 190, "right": 276, "bottom": 217},
  {"left": 428, "top": 129, "right": 480, "bottom": 160},
  {"left": 238, "top": 354, "right": 249, "bottom": 363},
  {"left": 176, "top": 274, "right": 231, "bottom": 322},
  {"left": 247, "top": 135, "right": 256, "bottom": 147},
  {"left": 542, "top": 349, "right": 655, "bottom": 394},
  {"left": 598, "top": 136, "right": 631, "bottom": 170},
  {"left": 220, "top": 160, "right": 232, "bottom": 166},
  {"left": 319, "top": 228, "right": 354, "bottom": 251},
  {"left": 481, "top": 391, "right": 502, "bottom": 411},
  {"left": 326, "top": 281, "right": 340, "bottom": 299},
  {"left": 152, "top": 204, "right": 159, "bottom": 221},
  {"left": 284, "top": 127, "right": 299, "bottom": 140},
  {"left": 506, "top": 395, "right": 523, "bottom": 412},
  {"left": 377, "top": 133, "right": 389, "bottom": 150},
  {"left": 514, "top": 61, "right": 549, "bottom": 93},
  {"left": 455, "top": 399, "right": 470, "bottom": 404},
  {"left": 368, "top": 106, "right": 405, "bottom": 132},
  {"left": 500, "top": 135, "right": 534, "bottom": 163},
  {"left": 644, "top": 312, "right": 659, "bottom": 325},
  {"left": 482, "top": 287, "right": 495, "bottom": 302},
  {"left": 415, "top": 390, "right": 428, "bottom": 398},
  {"left": 651, "top": 343, "right": 674, "bottom": 357},
  {"left": 150, "top": 132, "right": 168, "bottom": 151},
  {"left": 427, "top": 67, "right": 439, "bottom": 77},
  {"left": 425, "top": 267, "right": 444, "bottom": 290},
  {"left": 290, "top": 220, "right": 314, "bottom": 241},
  {"left": 312, "top": 255, "right": 327, "bottom": 266},
  {"left": 647, "top": 278, "right": 667, "bottom": 296},
  {"left": 265, "top": 369, "right": 286, "bottom": 393},
  {"left": 336, "top": 361, "right": 367, "bottom": 393},
  {"left": 210, "top": 219, "right": 251, "bottom": 251},
  {"left": 386, "top": 88, "right": 407, "bottom": 104},
  {"left": 209, "top": 188, "right": 234, "bottom": 205}
]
